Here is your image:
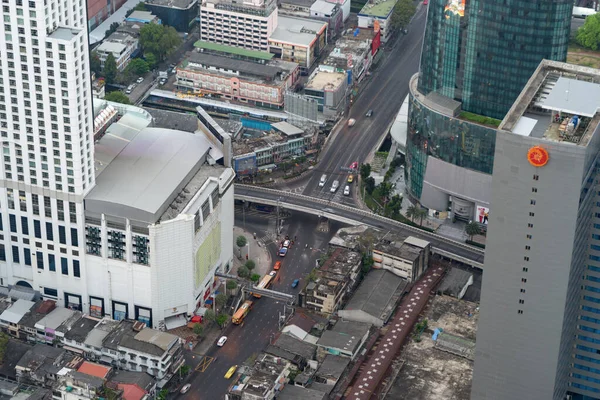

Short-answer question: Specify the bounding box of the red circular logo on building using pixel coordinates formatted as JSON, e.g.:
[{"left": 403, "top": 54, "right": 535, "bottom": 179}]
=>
[{"left": 527, "top": 146, "right": 549, "bottom": 167}]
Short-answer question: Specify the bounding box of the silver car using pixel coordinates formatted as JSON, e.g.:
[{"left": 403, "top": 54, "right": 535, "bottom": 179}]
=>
[{"left": 330, "top": 180, "right": 339, "bottom": 193}]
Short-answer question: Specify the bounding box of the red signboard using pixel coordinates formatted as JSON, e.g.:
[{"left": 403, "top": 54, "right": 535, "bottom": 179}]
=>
[{"left": 372, "top": 30, "right": 381, "bottom": 56}]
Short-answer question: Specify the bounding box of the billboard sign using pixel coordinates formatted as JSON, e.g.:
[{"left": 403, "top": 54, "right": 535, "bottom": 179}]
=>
[
  {"left": 476, "top": 205, "right": 489, "bottom": 225},
  {"left": 444, "top": 0, "right": 465, "bottom": 18}
]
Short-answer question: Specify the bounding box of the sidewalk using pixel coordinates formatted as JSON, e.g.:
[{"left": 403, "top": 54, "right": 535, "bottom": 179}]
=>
[{"left": 232, "top": 226, "right": 273, "bottom": 277}]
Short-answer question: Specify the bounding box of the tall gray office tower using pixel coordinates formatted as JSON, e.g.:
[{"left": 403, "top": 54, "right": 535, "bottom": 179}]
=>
[
  {"left": 0, "top": 1, "right": 94, "bottom": 306},
  {"left": 472, "top": 60, "right": 600, "bottom": 400}
]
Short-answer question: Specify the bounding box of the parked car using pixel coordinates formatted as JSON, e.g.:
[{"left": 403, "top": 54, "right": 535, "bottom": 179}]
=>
[
  {"left": 159, "top": 78, "right": 167, "bottom": 86},
  {"left": 343, "top": 185, "right": 350, "bottom": 196},
  {"left": 292, "top": 279, "right": 300, "bottom": 288},
  {"left": 274, "top": 261, "right": 282, "bottom": 270},
  {"left": 180, "top": 384, "right": 191, "bottom": 394},
  {"left": 125, "top": 85, "right": 134, "bottom": 94},
  {"left": 225, "top": 365, "right": 238, "bottom": 379},
  {"left": 217, "top": 336, "right": 228, "bottom": 347},
  {"left": 269, "top": 271, "right": 277, "bottom": 277},
  {"left": 348, "top": 118, "right": 356, "bottom": 127},
  {"left": 136, "top": 77, "right": 144, "bottom": 84}
]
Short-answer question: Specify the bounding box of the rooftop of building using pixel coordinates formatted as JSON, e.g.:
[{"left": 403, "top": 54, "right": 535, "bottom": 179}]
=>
[
  {"left": 17, "top": 300, "right": 56, "bottom": 330},
  {"left": 232, "top": 125, "right": 306, "bottom": 156},
  {"left": 286, "top": 311, "right": 318, "bottom": 334},
  {"left": 145, "top": 0, "right": 197, "bottom": 9},
  {"left": 278, "top": 384, "right": 327, "bottom": 400},
  {"left": 373, "top": 236, "right": 429, "bottom": 261},
  {"left": 359, "top": 0, "right": 397, "bottom": 18},
  {"left": 385, "top": 295, "right": 478, "bottom": 400},
  {"left": 316, "top": 320, "right": 370, "bottom": 353},
  {"left": 307, "top": 248, "right": 361, "bottom": 295},
  {"left": 97, "top": 41, "right": 128, "bottom": 54},
  {"left": 0, "top": 299, "right": 35, "bottom": 324},
  {"left": 105, "top": 31, "right": 137, "bottom": 43},
  {"left": 213, "top": 118, "right": 243, "bottom": 137},
  {"left": 102, "top": 320, "right": 177, "bottom": 357},
  {"left": 64, "top": 316, "right": 100, "bottom": 343},
  {"left": 235, "top": 354, "right": 289, "bottom": 396},
  {"left": 145, "top": 107, "right": 200, "bottom": 133},
  {"left": 77, "top": 361, "right": 111, "bottom": 379},
  {"left": 182, "top": 51, "right": 297, "bottom": 84},
  {"left": 126, "top": 10, "right": 157, "bottom": 21},
  {"left": 316, "top": 354, "right": 349, "bottom": 380},
  {"left": 65, "top": 370, "right": 106, "bottom": 390},
  {"left": 280, "top": 0, "right": 315, "bottom": 7},
  {"left": 269, "top": 16, "right": 327, "bottom": 46},
  {"left": 0, "top": 339, "right": 31, "bottom": 380},
  {"left": 194, "top": 40, "right": 274, "bottom": 61},
  {"left": 342, "top": 269, "right": 407, "bottom": 323},
  {"left": 437, "top": 267, "right": 474, "bottom": 299},
  {"left": 109, "top": 370, "right": 156, "bottom": 392},
  {"left": 84, "top": 319, "right": 121, "bottom": 349},
  {"left": 87, "top": 107, "right": 223, "bottom": 224},
  {"left": 55, "top": 311, "right": 84, "bottom": 335},
  {"left": 501, "top": 59, "right": 600, "bottom": 146},
  {"left": 48, "top": 27, "right": 81, "bottom": 41},
  {"left": 272, "top": 121, "right": 305, "bottom": 136},
  {"left": 267, "top": 332, "right": 317, "bottom": 361},
  {"left": 305, "top": 69, "right": 346, "bottom": 91},
  {"left": 311, "top": 0, "right": 337, "bottom": 14},
  {"left": 16, "top": 344, "right": 80, "bottom": 374}
]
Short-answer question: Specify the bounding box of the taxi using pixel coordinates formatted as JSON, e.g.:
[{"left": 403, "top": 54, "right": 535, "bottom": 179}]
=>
[{"left": 225, "top": 365, "right": 238, "bottom": 379}]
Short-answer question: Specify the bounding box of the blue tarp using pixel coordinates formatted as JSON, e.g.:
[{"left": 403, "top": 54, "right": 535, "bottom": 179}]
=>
[{"left": 432, "top": 328, "right": 443, "bottom": 341}]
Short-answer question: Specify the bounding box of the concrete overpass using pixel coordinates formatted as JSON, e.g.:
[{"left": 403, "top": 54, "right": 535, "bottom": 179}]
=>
[{"left": 234, "top": 184, "right": 485, "bottom": 269}]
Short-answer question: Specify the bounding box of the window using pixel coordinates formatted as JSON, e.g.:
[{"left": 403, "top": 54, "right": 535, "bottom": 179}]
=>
[
  {"left": 520, "top": 288, "right": 526, "bottom": 293},
  {"left": 532, "top": 188, "right": 538, "bottom": 193},
  {"left": 73, "top": 260, "right": 80, "bottom": 278},
  {"left": 9, "top": 214, "right": 16, "bottom": 233},
  {"left": 529, "top": 212, "right": 535, "bottom": 217},
  {"left": 23, "top": 248, "right": 31, "bottom": 266},
  {"left": 36, "top": 251, "right": 43, "bottom": 269},
  {"left": 43, "top": 287, "right": 58, "bottom": 297},
  {"left": 525, "top": 245, "right": 531, "bottom": 250},
  {"left": 48, "top": 254, "right": 55, "bottom": 272},
  {"left": 61, "top": 257, "right": 68, "bottom": 275},
  {"left": 527, "top": 234, "right": 532, "bottom": 239},
  {"left": 533, "top": 174, "right": 539, "bottom": 180},
  {"left": 528, "top": 223, "right": 534, "bottom": 228},
  {"left": 71, "top": 228, "right": 78, "bottom": 247},
  {"left": 523, "top": 267, "right": 528, "bottom": 272},
  {"left": 519, "top": 299, "right": 524, "bottom": 304},
  {"left": 58, "top": 226, "right": 66, "bottom": 244},
  {"left": 522, "top": 278, "right": 527, "bottom": 283},
  {"left": 20, "top": 216, "right": 28, "bottom": 235},
  {"left": 518, "top": 310, "right": 523, "bottom": 314},
  {"left": 46, "top": 222, "right": 53, "bottom": 240},
  {"left": 11, "top": 246, "right": 19, "bottom": 263},
  {"left": 530, "top": 200, "right": 536, "bottom": 205},
  {"left": 524, "top": 256, "right": 529, "bottom": 261},
  {"left": 33, "top": 220, "right": 41, "bottom": 238}
]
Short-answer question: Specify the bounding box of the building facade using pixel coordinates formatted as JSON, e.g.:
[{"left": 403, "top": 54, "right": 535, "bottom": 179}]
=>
[
  {"left": 405, "top": 0, "right": 572, "bottom": 219},
  {"left": 472, "top": 61, "right": 600, "bottom": 400},
  {"left": 200, "top": 0, "right": 278, "bottom": 51},
  {"left": 304, "top": 68, "right": 347, "bottom": 117},
  {"left": 144, "top": 0, "right": 199, "bottom": 32},
  {"left": 88, "top": 0, "right": 129, "bottom": 32},
  {"left": 96, "top": 32, "right": 139, "bottom": 71},
  {"left": 0, "top": 0, "right": 95, "bottom": 309}
]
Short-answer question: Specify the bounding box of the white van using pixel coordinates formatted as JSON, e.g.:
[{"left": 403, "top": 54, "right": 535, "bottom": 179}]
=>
[
  {"left": 319, "top": 174, "right": 327, "bottom": 187},
  {"left": 330, "top": 180, "right": 340, "bottom": 193}
]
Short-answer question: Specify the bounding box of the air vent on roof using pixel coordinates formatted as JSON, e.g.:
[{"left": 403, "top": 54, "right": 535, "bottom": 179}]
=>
[{"left": 132, "top": 321, "right": 146, "bottom": 332}]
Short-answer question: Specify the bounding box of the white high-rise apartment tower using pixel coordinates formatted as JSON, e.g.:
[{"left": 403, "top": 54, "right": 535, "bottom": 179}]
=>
[{"left": 0, "top": 0, "right": 94, "bottom": 308}]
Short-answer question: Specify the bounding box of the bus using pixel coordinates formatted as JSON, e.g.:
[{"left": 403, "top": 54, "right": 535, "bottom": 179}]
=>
[
  {"left": 252, "top": 274, "right": 274, "bottom": 298},
  {"left": 232, "top": 300, "right": 253, "bottom": 325}
]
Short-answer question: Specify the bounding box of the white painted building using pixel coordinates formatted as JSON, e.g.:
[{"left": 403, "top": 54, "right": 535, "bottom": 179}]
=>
[
  {"left": 0, "top": 0, "right": 95, "bottom": 312},
  {"left": 82, "top": 102, "right": 234, "bottom": 330},
  {"left": 96, "top": 32, "right": 139, "bottom": 71},
  {"left": 200, "top": 0, "right": 278, "bottom": 51}
]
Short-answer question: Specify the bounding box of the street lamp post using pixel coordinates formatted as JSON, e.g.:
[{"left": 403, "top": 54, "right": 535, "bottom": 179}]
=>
[{"left": 246, "top": 242, "right": 250, "bottom": 262}]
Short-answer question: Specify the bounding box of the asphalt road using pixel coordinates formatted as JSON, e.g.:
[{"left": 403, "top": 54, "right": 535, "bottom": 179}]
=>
[
  {"left": 235, "top": 185, "right": 485, "bottom": 265},
  {"left": 293, "top": 6, "right": 427, "bottom": 204},
  {"left": 178, "top": 212, "right": 342, "bottom": 399}
]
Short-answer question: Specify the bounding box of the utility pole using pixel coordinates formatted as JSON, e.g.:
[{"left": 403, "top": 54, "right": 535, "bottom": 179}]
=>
[{"left": 276, "top": 198, "right": 281, "bottom": 236}]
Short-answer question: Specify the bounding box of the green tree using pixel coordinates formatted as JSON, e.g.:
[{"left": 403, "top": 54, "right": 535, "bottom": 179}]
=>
[
  {"left": 139, "top": 24, "right": 182, "bottom": 61},
  {"left": 105, "top": 22, "right": 120, "bottom": 38},
  {"left": 378, "top": 182, "right": 393, "bottom": 203},
  {"left": 465, "top": 221, "right": 481, "bottom": 241},
  {"left": 192, "top": 323, "right": 204, "bottom": 337},
  {"left": 180, "top": 364, "right": 191, "bottom": 377},
  {"left": 577, "top": 13, "right": 600, "bottom": 50},
  {"left": 215, "top": 293, "right": 228, "bottom": 308},
  {"left": 237, "top": 265, "right": 250, "bottom": 278},
  {"left": 406, "top": 204, "right": 419, "bottom": 222},
  {"left": 360, "top": 163, "right": 371, "bottom": 181},
  {"left": 361, "top": 252, "right": 374, "bottom": 274},
  {"left": 387, "top": 194, "right": 403, "bottom": 218},
  {"left": 204, "top": 309, "right": 216, "bottom": 324},
  {"left": 364, "top": 177, "right": 375, "bottom": 195},
  {"left": 125, "top": 58, "right": 149, "bottom": 76},
  {"left": 226, "top": 280, "right": 238, "bottom": 290},
  {"left": 250, "top": 273, "right": 261, "bottom": 283},
  {"left": 90, "top": 52, "right": 102, "bottom": 75},
  {"left": 144, "top": 52, "right": 158, "bottom": 69},
  {"left": 104, "top": 91, "right": 132, "bottom": 105},
  {"left": 244, "top": 260, "right": 256, "bottom": 271},
  {"left": 157, "top": 389, "right": 168, "bottom": 400},
  {"left": 216, "top": 313, "right": 229, "bottom": 328},
  {"left": 391, "top": 0, "right": 416, "bottom": 32},
  {"left": 102, "top": 53, "right": 118, "bottom": 84},
  {"left": 236, "top": 235, "right": 247, "bottom": 248},
  {"left": 134, "top": 2, "right": 147, "bottom": 11},
  {"left": 415, "top": 208, "right": 427, "bottom": 226},
  {"left": 0, "top": 333, "right": 8, "bottom": 363}
]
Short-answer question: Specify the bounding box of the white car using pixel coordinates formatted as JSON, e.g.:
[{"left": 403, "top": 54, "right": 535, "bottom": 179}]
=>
[
  {"left": 319, "top": 174, "right": 327, "bottom": 187},
  {"left": 343, "top": 185, "right": 350, "bottom": 196},
  {"left": 269, "top": 271, "right": 277, "bottom": 277},
  {"left": 330, "top": 180, "right": 339, "bottom": 193},
  {"left": 283, "top": 240, "right": 291, "bottom": 248},
  {"left": 136, "top": 77, "right": 144, "bottom": 84},
  {"left": 217, "top": 336, "right": 228, "bottom": 347},
  {"left": 180, "top": 384, "right": 191, "bottom": 394}
]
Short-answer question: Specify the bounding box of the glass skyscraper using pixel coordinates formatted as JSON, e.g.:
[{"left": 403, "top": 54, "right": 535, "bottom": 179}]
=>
[
  {"left": 404, "top": 0, "right": 572, "bottom": 220},
  {"left": 418, "top": 0, "right": 572, "bottom": 120}
]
